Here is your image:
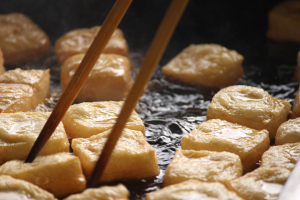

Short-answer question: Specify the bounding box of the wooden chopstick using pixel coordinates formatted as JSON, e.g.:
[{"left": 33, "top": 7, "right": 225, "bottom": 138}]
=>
[
  {"left": 25, "top": 0, "right": 133, "bottom": 163},
  {"left": 87, "top": 0, "right": 190, "bottom": 188},
  {"left": 277, "top": 156, "right": 300, "bottom": 199}
]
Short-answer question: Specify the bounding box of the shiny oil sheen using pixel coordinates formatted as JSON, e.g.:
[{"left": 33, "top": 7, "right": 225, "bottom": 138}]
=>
[{"left": 17, "top": 48, "right": 298, "bottom": 199}]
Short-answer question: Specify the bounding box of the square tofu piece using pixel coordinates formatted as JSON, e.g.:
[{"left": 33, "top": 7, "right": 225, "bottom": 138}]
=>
[
  {"left": 0, "top": 175, "right": 56, "bottom": 200},
  {"left": 207, "top": 85, "right": 291, "bottom": 139},
  {"left": 61, "top": 53, "right": 132, "bottom": 102},
  {"left": 0, "top": 68, "right": 50, "bottom": 108},
  {"left": 0, "top": 83, "right": 35, "bottom": 113},
  {"left": 0, "top": 112, "right": 69, "bottom": 164},
  {"left": 72, "top": 128, "right": 160, "bottom": 183},
  {"left": 62, "top": 101, "right": 145, "bottom": 139},
  {"left": 275, "top": 118, "right": 300, "bottom": 145},
  {"left": 182, "top": 119, "right": 270, "bottom": 173},
  {"left": 226, "top": 167, "right": 290, "bottom": 200},
  {"left": 163, "top": 149, "right": 242, "bottom": 186},
  {"left": 0, "top": 153, "right": 86, "bottom": 198},
  {"left": 0, "top": 13, "right": 50, "bottom": 65},
  {"left": 161, "top": 44, "right": 244, "bottom": 89},
  {"left": 146, "top": 180, "right": 243, "bottom": 200},
  {"left": 261, "top": 143, "right": 300, "bottom": 171},
  {"left": 64, "top": 184, "right": 129, "bottom": 200},
  {"left": 0, "top": 48, "right": 5, "bottom": 75},
  {"left": 267, "top": 1, "right": 300, "bottom": 43},
  {"left": 55, "top": 26, "right": 128, "bottom": 65}
]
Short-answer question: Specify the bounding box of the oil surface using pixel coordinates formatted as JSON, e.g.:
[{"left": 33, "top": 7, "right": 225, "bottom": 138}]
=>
[{"left": 10, "top": 46, "right": 298, "bottom": 199}]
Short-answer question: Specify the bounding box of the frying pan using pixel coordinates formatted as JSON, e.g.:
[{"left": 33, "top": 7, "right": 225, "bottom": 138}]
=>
[{"left": 0, "top": 0, "right": 298, "bottom": 199}]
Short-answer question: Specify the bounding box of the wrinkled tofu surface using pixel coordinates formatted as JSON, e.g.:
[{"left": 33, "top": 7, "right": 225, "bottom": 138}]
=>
[
  {"left": 182, "top": 119, "right": 270, "bottom": 173},
  {"left": 0, "top": 175, "right": 56, "bottom": 200},
  {"left": 207, "top": 85, "right": 291, "bottom": 139},
  {"left": 0, "top": 13, "right": 50, "bottom": 65},
  {"left": 55, "top": 26, "right": 128, "bottom": 65},
  {"left": 276, "top": 118, "right": 300, "bottom": 145},
  {"left": 0, "top": 68, "right": 50, "bottom": 113},
  {"left": 0, "top": 153, "right": 86, "bottom": 198},
  {"left": 226, "top": 167, "right": 290, "bottom": 200},
  {"left": 72, "top": 128, "right": 159, "bottom": 183},
  {"left": 63, "top": 101, "right": 145, "bottom": 139},
  {"left": 61, "top": 53, "right": 132, "bottom": 102},
  {"left": 267, "top": 1, "right": 300, "bottom": 43},
  {"left": 261, "top": 143, "right": 300, "bottom": 170},
  {"left": 146, "top": 180, "right": 243, "bottom": 200},
  {"left": 164, "top": 149, "right": 243, "bottom": 186},
  {"left": 162, "top": 44, "right": 244, "bottom": 88},
  {"left": 63, "top": 184, "right": 129, "bottom": 200},
  {"left": 0, "top": 112, "right": 69, "bottom": 164}
]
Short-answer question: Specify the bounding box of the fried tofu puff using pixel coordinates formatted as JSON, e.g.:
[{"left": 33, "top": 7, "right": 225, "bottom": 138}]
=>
[
  {"left": 207, "top": 85, "right": 291, "bottom": 139},
  {"left": 226, "top": 167, "right": 290, "bottom": 200},
  {"left": 0, "top": 48, "right": 5, "bottom": 75},
  {"left": 0, "top": 13, "right": 50, "bottom": 65},
  {"left": 164, "top": 149, "right": 242, "bottom": 186},
  {"left": 60, "top": 53, "right": 132, "bottom": 102},
  {"left": 0, "top": 112, "right": 69, "bottom": 164},
  {"left": 0, "top": 175, "right": 56, "bottom": 200},
  {"left": 146, "top": 180, "right": 242, "bottom": 200},
  {"left": 63, "top": 184, "right": 129, "bottom": 200},
  {"left": 161, "top": 44, "right": 244, "bottom": 89},
  {"left": 267, "top": 1, "right": 300, "bottom": 43},
  {"left": 182, "top": 119, "right": 270, "bottom": 173},
  {"left": 0, "top": 153, "right": 86, "bottom": 198},
  {"left": 72, "top": 128, "right": 159, "bottom": 184},
  {"left": 0, "top": 68, "right": 50, "bottom": 113},
  {"left": 55, "top": 26, "right": 128, "bottom": 65},
  {"left": 0, "top": 83, "right": 35, "bottom": 113},
  {"left": 261, "top": 143, "right": 300, "bottom": 171},
  {"left": 62, "top": 101, "right": 145, "bottom": 139},
  {"left": 275, "top": 118, "right": 300, "bottom": 145}
]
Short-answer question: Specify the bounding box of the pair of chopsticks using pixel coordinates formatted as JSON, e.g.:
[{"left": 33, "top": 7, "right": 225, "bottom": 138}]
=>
[
  {"left": 25, "top": 0, "right": 133, "bottom": 163},
  {"left": 26, "top": 0, "right": 189, "bottom": 188}
]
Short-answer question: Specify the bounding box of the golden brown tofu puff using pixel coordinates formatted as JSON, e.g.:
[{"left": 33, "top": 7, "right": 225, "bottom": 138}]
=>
[
  {"left": 72, "top": 128, "right": 159, "bottom": 183},
  {"left": 0, "top": 175, "right": 57, "bottom": 200},
  {"left": 226, "top": 167, "right": 290, "bottom": 200},
  {"left": 182, "top": 119, "right": 270, "bottom": 173},
  {"left": 261, "top": 142, "right": 300, "bottom": 170},
  {"left": 0, "top": 153, "right": 86, "bottom": 198},
  {"left": 146, "top": 180, "right": 243, "bottom": 200},
  {"left": 0, "top": 13, "right": 50, "bottom": 65},
  {"left": 60, "top": 53, "right": 132, "bottom": 102},
  {"left": 207, "top": 85, "right": 291, "bottom": 139},
  {"left": 63, "top": 184, "right": 129, "bottom": 200},
  {"left": 275, "top": 118, "right": 300, "bottom": 145},
  {"left": 267, "top": 1, "right": 300, "bottom": 43},
  {"left": 55, "top": 26, "right": 128, "bottom": 65},
  {"left": 62, "top": 101, "right": 145, "bottom": 139},
  {"left": 162, "top": 44, "right": 244, "bottom": 89},
  {"left": 164, "top": 149, "right": 242, "bottom": 186}
]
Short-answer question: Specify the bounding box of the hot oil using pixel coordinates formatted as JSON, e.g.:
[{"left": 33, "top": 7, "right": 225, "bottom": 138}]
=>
[
  {"left": 126, "top": 63, "right": 299, "bottom": 199},
  {"left": 14, "top": 50, "right": 299, "bottom": 199}
]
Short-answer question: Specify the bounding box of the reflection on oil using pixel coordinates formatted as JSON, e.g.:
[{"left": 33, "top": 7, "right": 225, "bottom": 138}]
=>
[{"left": 28, "top": 51, "right": 298, "bottom": 199}]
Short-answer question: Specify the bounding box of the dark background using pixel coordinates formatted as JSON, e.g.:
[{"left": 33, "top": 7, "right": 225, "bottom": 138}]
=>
[
  {"left": 0, "top": 0, "right": 298, "bottom": 199},
  {"left": 0, "top": 0, "right": 289, "bottom": 67}
]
